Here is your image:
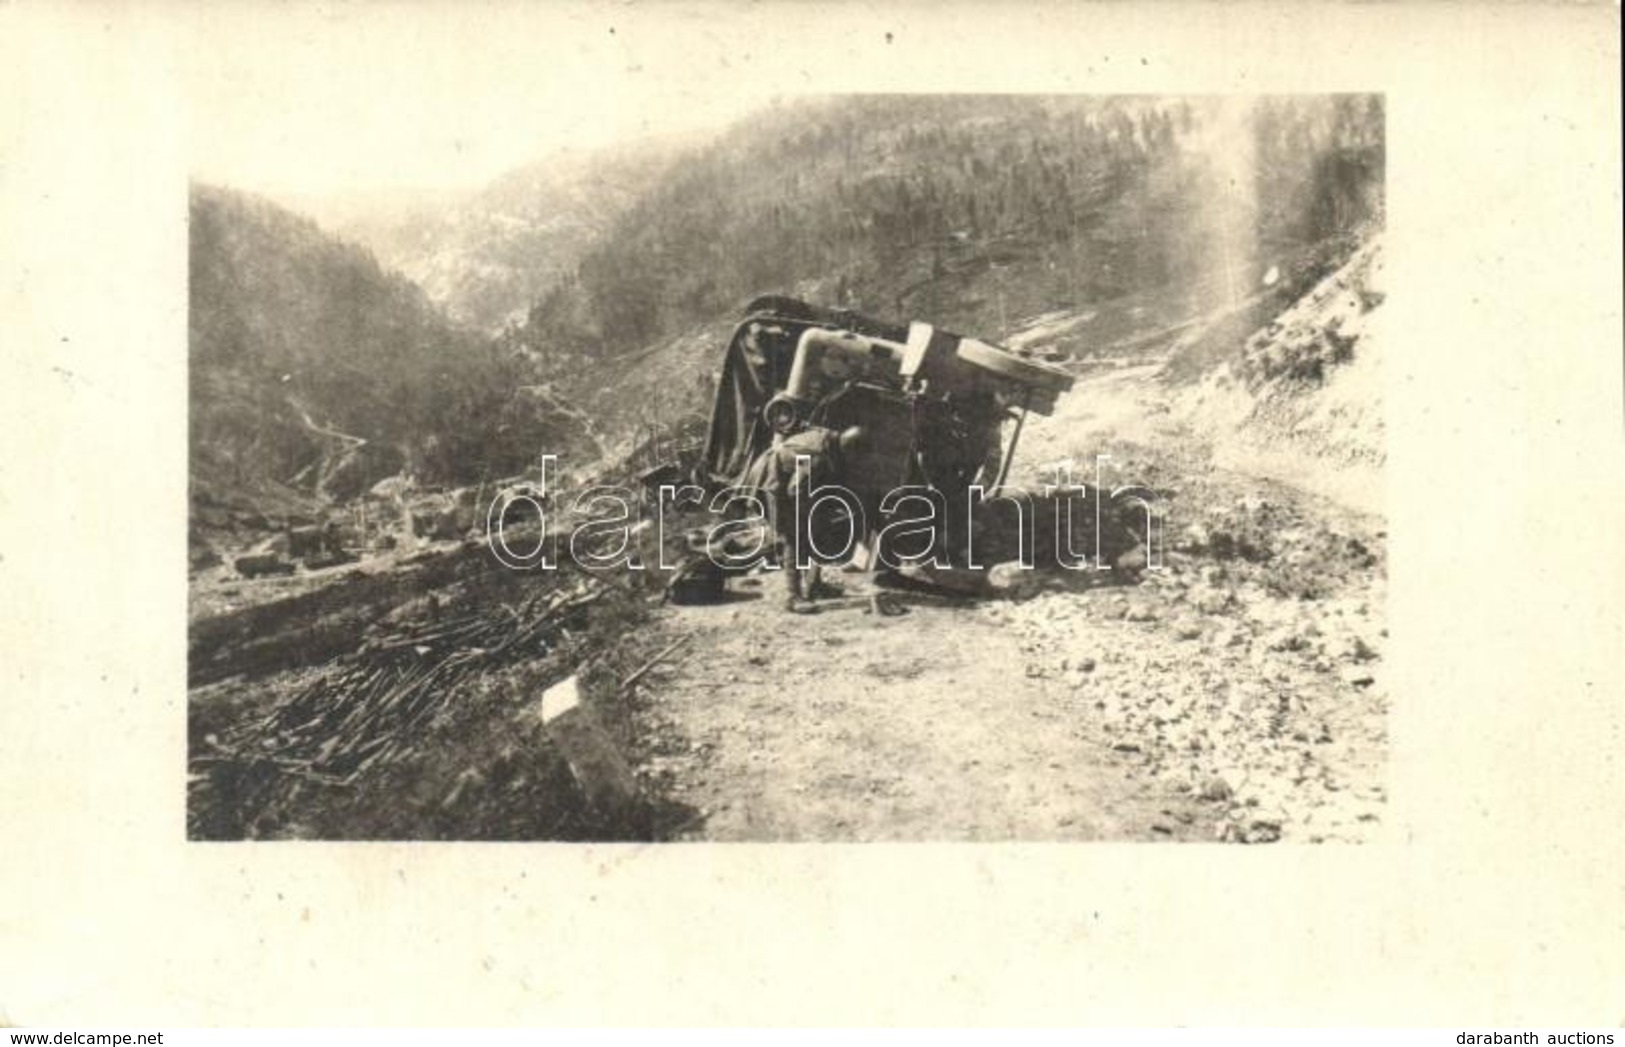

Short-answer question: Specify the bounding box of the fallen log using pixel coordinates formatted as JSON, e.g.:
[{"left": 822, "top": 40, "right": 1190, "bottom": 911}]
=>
[{"left": 620, "top": 634, "right": 693, "bottom": 691}]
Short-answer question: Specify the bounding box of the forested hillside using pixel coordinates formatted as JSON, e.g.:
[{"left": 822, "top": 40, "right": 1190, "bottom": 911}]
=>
[
  {"left": 322, "top": 144, "right": 676, "bottom": 334},
  {"left": 186, "top": 93, "right": 1393, "bottom": 846},
  {"left": 443, "top": 95, "right": 1385, "bottom": 453},
  {"left": 193, "top": 95, "right": 1384, "bottom": 513},
  {"left": 512, "top": 95, "right": 1384, "bottom": 365},
  {"left": 189, "top": 185, "right": 594, "bottom": 514}
]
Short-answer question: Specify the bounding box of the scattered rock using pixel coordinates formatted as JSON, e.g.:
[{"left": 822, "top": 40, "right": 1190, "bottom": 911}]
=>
[
  {"left": 1266, "top": 628, "right": 1310, "bottom": 652},
  {"left": 1242, "top": 820, "right": 1282, "bottom": 844},
  {"left": 989, "top": 560, "right": 1043, "bottom": 599},
  {"left": 1339, "top": 634, "right": 1378, "bottom": 662},
  {"left": 1339, "top": 666, "right": 1375, "bottom": 688},
  {"left": 1178, "top": 523, "right": 1211, "bottom": 551}
]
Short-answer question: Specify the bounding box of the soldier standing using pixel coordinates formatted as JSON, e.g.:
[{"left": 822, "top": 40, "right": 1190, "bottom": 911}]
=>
[{"left": 752, "top": 424, "right": 864, "bottom": 612}]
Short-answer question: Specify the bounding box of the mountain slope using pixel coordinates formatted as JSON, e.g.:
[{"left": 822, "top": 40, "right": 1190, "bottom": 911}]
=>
[
  {"left": 1171, "top": 236, "right": 1387, "bottom": 512},
  {"left": 316, "top": 144, "right": 675, "bottom": 334},
  {"left": 490, "top": 94, "right": 1384, "bottom": 452},
  {"left": 537, "top": 95, "right": 1378, "bottom": 341},
  {"left": 278, "top": 94, "right": 1385, "bottom": 478},
  {"left": 189, "top": 184, "right": 594, "bottom": 517}
]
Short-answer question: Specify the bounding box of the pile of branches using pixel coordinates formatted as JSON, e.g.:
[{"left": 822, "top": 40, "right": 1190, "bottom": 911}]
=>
[{"left": 197, "top": 578, "right": 608, "bottom": 788}]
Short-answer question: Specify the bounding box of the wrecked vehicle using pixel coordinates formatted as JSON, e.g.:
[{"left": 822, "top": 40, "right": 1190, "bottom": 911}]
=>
[{"left": 694, "top": 295, "right": 1076, "bottom": 571}]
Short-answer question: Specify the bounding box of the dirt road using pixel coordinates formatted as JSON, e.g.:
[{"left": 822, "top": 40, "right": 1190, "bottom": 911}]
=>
[
  {"left": 625, "top": 366, "right": 1389, "bottom": 843},
  {"left": 637, "top": 585, "right": 1220, "bottom": 841},
  {"left": 188, "top": 347, "right": 1387, "bottom": 844}
]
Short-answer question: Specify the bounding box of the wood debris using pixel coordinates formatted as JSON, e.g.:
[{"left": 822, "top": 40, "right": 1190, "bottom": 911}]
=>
[{"left": 201, "top": 579, "right": 608, "bottom": 787}]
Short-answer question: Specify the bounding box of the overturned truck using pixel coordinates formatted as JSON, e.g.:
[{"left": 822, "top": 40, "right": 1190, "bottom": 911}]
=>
[{"left": 690, "top": 296, "right": 1100, "bottom": 580}]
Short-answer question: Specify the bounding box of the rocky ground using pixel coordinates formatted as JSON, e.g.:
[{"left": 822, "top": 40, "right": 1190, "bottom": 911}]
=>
[
  {"left": 188, "top": 235, "right": 1388, "bottom": 842},
  {"left": 622, "top": 241, "right": 1389, "bottom": 843},
  {"left": 989, "top": 473, "right": 1387, "bottom": 843},
  {"left": 620, "top": 436, "right": 1387, "bottom": 843},
  {"left": 188, "top": 429, "right": 1387, "bottom": 843},
  {"left": 631, "top": 578, "right": 1222, "bottom": 842}
]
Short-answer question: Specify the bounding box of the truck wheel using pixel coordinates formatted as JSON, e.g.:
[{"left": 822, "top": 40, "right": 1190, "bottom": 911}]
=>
[{"left": 954, "top": 338, "right": 1074, "bottom": 394}]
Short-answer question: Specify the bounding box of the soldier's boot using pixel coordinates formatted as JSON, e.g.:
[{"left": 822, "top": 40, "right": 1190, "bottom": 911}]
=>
[{"left": 785, "top": 564, "right": 820, "bottom": 614}]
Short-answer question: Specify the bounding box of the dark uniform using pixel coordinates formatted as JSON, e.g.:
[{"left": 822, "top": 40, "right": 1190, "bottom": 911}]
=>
[{"left": 746, "top": 426, "right": 857, "bottom": 610}]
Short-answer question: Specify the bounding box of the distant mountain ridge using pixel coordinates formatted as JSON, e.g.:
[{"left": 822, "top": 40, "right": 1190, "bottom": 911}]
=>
[
  {"left": 312, "top": 143, "right": 678, "bottom": 333},
  {"left": 240, "top": 95, "right": 1384, "bottom": 482},
  {"left": 189, "top": 184, "right": 596, "bottom": 519},
  {"left": 481, "top": 95, "right": 1383, "bottom": 447}
]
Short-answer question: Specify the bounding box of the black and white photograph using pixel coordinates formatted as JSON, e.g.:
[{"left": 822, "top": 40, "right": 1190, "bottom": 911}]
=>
[
  {"left": 5, "top": 0, "right": 1620, "bottom": 1029},
  {"left": 186, "top": 92, "right": 1388, "bottom": 843}
]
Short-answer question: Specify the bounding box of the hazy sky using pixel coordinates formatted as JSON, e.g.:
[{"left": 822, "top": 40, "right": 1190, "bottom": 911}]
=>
[
  {"left": 180, "top": 4, "right": 785, "bottom": 198},
  {"left": 157, "top": 2, "right": 1360, "bottom": 202}
]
